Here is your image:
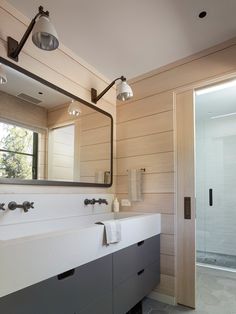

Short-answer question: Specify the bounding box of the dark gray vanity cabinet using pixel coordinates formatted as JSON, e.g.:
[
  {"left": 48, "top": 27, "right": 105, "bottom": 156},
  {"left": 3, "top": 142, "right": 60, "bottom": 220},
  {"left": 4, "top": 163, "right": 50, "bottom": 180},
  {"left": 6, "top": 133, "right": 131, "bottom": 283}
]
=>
[
  {"left": 0, "top": 254, "right": 113, "bottom": 314},
  {"left": 0, "top": 235, "right": 160, "bottom": 314},
  {"left": 113, "top": 235, "right": 160, "bottom": 314}
]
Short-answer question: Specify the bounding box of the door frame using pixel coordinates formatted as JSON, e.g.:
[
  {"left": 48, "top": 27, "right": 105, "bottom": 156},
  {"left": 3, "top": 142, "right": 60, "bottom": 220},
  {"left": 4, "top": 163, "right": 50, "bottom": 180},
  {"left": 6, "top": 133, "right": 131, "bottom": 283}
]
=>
[{"left": 174, "top": 71, "right": 236, "bottom": 308}]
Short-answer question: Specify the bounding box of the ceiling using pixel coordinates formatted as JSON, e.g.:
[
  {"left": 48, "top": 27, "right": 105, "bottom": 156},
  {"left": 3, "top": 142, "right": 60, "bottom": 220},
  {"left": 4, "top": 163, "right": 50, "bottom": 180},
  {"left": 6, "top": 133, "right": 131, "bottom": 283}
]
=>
[
  {"left": 7, "top": 0, "right": 236, "bottom": 80},
  {"left": 0, "top": 64, "right": 71, "bottom": 108}
]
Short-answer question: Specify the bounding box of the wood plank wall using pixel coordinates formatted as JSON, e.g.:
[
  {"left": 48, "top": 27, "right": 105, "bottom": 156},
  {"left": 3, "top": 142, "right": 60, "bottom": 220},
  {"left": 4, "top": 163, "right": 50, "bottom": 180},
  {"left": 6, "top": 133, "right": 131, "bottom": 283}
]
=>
[{"left": 116, "top": 38, "right": 236, "bottom": 299}]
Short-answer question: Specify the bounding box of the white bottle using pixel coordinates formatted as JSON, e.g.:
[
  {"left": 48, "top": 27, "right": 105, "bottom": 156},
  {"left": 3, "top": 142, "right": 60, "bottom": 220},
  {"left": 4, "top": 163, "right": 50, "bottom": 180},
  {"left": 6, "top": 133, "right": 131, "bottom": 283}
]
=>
[{"left": 113, "top": 197, "right": 120, "bottom": 212}]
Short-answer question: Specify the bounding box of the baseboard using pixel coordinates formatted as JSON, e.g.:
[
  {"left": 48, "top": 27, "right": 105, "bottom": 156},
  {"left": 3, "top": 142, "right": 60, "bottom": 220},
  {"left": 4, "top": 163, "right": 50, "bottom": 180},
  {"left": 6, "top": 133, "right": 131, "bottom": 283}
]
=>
[{"left": 148, "top": 291, "right": 176, "bottom": 305}]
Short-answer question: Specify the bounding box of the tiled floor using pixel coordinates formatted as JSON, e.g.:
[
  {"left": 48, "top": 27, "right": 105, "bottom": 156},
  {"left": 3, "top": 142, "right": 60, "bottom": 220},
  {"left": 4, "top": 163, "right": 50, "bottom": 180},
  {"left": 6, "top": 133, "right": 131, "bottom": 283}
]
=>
[{"left": 143, "top": 266, "right": 236, "bottom": 314}]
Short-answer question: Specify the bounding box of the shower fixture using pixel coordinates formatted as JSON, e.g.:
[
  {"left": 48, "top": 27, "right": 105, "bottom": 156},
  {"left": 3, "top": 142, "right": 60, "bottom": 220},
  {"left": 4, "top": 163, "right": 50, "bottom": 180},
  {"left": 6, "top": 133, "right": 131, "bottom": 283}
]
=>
[
  {"left": 7, "top": 5, "right": 59, "bottom": 62},
  {"left": 91, "top": 76, "right": 133, "bottom": 104}
]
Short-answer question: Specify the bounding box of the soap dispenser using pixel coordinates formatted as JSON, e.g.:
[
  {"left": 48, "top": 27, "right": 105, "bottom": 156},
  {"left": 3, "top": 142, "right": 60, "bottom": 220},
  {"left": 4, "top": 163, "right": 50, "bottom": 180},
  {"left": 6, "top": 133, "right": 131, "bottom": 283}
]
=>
[{"left": 113, "top": 197, "right": 120, "bottom": 212}]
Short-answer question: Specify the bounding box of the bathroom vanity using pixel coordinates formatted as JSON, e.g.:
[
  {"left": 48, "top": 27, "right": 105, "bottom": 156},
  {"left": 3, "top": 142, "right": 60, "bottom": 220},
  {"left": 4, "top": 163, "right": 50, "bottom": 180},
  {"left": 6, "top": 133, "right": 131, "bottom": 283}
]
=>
[{"left": 0, "top": 213, "right": 161, "bottom": 314}]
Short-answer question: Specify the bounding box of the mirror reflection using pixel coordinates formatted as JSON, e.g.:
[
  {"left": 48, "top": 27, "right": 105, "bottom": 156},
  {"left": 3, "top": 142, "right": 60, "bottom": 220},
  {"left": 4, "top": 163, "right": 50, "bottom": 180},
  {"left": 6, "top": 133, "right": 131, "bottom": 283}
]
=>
[{"left": 0, "top": 62, "right": 112, "bottom": 185}]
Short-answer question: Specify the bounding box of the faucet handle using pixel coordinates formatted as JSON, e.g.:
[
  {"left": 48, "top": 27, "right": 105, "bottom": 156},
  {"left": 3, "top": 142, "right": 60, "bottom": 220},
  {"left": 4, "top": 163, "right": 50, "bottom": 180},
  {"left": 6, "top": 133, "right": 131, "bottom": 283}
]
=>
[
  {"left": 22, "top": 201, "right": 34, "bottom": 213},
  {"left": 0, "top": 203, "right": 5, "bottom": 211}
]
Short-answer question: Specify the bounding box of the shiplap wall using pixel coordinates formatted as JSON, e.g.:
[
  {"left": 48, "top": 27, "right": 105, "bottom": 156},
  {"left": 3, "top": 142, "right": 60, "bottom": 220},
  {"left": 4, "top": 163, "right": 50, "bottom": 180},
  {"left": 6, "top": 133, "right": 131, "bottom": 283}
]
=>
[
  {"left": 80, "top": 112, "right": 111, "bottom": 183},
  {"left": 0, "top": 90, "right": 47, "bottom": 129},
  {"left": 117, "top": 38, "right": 236, "bottom": 300}
]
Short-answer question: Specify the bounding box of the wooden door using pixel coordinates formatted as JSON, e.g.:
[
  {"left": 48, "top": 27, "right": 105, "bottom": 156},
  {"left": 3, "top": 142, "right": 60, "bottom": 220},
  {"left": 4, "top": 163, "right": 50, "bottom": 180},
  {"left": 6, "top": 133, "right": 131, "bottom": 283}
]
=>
[{"left": 175, "top": 89, "right": 196, "bottom": 308}]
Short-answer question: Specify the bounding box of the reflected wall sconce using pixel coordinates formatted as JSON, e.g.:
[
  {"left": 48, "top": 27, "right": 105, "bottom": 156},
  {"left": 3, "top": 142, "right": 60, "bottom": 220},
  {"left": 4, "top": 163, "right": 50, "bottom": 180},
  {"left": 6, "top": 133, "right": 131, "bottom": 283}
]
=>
[
  {"left": 7, "top": 6, "right": 59, "bottom": 62},
  {"left": 0, "top": 64, "right": 7, "bottom": 84},
  {"left": 91, "top": 76, "right": 133, "bottom": 104},
  {"left": 68, "top": 100, "right": 82, "bottom": 117}
]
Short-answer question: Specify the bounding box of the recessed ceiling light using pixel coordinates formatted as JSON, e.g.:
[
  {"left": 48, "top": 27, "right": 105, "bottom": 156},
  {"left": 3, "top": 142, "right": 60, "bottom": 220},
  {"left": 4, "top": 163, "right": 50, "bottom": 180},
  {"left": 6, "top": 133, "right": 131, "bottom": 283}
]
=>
[{"left": 198, "top": 11, "right": 207, "bottom": 19}]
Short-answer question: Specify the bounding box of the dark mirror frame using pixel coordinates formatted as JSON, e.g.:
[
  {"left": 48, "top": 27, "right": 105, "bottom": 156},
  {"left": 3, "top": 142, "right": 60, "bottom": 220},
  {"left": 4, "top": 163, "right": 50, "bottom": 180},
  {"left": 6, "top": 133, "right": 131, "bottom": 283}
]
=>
[{"left": 0, "top": 57, "right": 113, "bottom": 187}]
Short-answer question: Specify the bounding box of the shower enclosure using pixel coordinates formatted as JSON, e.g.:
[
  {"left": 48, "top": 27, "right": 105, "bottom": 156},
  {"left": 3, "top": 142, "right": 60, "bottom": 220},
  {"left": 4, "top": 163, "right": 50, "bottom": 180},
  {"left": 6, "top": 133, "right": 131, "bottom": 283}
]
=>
[{"left": 195, "top": 81, "right": 236, "bottom": 269}]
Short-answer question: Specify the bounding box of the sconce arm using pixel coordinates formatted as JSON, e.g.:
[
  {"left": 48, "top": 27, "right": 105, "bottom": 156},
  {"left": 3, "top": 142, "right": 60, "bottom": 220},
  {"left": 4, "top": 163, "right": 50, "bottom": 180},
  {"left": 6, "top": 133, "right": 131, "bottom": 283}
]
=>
[
  {"left": 91, "top": 76, "right": 126, "bottom": 104},
  {"left": 7, "top": 6, "right": 49, "bottom": 62}
]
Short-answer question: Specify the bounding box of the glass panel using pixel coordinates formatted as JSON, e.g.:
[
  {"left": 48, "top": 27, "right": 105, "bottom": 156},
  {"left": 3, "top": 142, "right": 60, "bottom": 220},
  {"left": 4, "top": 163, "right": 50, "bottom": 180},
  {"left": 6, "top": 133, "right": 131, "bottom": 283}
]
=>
[
  {"left": 0, "top": 151, "right": 33, "bottom": 179},
  {"left": 195, "top": 81, "right": 236, "bottom": 269}
]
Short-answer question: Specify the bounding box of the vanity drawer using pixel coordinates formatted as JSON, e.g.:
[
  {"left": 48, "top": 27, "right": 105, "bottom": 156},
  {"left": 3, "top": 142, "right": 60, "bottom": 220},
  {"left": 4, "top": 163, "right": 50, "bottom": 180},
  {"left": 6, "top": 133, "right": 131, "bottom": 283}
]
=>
[
  {"left": 0, "top": 254, "right": 112, "bottom": 314},
  {"left": 113, "top": 260, "right": 160, "bottom": 314},
  {"left": 113, "top": 234, "right": 160, "bottom": 286},
  {"left": 69, "top": 254, "right": 112, "bottom": 312}
]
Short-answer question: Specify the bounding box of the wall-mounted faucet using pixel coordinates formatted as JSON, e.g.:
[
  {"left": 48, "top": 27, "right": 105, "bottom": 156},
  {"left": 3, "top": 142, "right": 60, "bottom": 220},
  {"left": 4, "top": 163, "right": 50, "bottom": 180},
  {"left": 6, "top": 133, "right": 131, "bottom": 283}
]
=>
[
  {"left": 0, "top": 203, "right": 5, "bottom": 211},
  {"left": 8, "top": 201, "right": 34, "bottom": 213},
  {"left": 84, "top": 198, "right": 108, "bottom": 206}
]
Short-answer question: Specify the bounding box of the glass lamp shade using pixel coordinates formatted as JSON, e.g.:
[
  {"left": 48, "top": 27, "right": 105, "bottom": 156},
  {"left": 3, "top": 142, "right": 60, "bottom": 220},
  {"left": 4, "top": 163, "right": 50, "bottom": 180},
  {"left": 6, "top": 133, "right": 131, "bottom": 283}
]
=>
[
  {"left": 0, "top": 65, "right": 7, "bottom": 85},
  {"left": 68, "top": 101, "right": 82, "bottom": 117},
  {"left": 116, "top": 80, "right": 133, "bottom": 101},
  {"left": 32, "top": 16, "right": 59, "bottom": 51}
]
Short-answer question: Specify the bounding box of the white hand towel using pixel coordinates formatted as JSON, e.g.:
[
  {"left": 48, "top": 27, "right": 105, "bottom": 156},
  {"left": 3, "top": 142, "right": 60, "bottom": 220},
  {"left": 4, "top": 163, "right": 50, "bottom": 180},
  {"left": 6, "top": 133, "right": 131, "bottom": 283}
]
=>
[
  {"left": 128, "top": 168, "right": 142, "bottom": 201},
  {"left": 96, "top": 220, "right": 121, "bottom": 245},
  {"left": 95, "top": 170, "right": 105, "bottom": 183}
]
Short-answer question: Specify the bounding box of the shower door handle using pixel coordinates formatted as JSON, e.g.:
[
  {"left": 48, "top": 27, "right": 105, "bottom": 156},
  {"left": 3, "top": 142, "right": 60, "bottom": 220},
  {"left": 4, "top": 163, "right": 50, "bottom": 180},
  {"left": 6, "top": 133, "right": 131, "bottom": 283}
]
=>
[{"left": 209, "top": 189, "right": 213, "bottom": 206}]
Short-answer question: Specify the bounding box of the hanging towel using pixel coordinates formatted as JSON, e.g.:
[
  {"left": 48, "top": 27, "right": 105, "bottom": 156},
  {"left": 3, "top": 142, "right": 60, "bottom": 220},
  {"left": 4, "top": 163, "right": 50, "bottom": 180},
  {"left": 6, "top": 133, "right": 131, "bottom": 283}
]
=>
[
  {"left": 128, "top": 168, "right": 142, "bottom": 201},
  {"left": 95, "top": 170, "right": 104, "bottom": 183},
  {"left": 96, "top": 220, "right": 121, "bottom": 245}
]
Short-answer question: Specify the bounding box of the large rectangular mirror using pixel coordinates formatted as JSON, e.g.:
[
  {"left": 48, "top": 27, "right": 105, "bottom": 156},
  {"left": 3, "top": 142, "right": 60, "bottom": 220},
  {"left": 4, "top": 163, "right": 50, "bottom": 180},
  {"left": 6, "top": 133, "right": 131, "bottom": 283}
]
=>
[{"left": 0, "top": 57, "right": 113, "bottom": 186}]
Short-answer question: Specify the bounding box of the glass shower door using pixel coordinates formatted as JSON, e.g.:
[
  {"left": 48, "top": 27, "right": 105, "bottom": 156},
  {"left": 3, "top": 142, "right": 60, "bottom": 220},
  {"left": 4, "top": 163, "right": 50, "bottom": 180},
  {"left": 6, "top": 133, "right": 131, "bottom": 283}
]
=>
[{"left": 195, "top": 84, "right": 236, "bottom": 269}]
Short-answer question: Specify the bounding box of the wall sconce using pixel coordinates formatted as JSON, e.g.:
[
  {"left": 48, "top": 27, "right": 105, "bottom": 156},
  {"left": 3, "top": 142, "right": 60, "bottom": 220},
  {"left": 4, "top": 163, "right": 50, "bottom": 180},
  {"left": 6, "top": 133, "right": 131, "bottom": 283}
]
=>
[
  {"left": 68, "top": 100, "right": 82, "bottom": 117},
  {"left": 7, "top": 6, "right": 59, "bottom": 62},
  {"left": 91, "top": 76, "right": 133, "bottom": 104},
  {"left": 0, "top": 64, "right": 7, "bottom": 84}
]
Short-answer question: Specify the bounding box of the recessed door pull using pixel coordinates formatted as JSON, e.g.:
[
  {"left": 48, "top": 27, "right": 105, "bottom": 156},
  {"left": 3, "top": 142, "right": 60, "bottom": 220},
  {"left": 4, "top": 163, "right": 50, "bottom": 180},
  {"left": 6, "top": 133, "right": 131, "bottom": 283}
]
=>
[
  {"left": 57, "top": 269, "right": 75, "bottom": 280},
  {"left": 137, "top": 269, "right": 145, "bottom": 276},
  {"left": 137, "top": 240, "right": 144, "bottom": 246},
  {"left": 184, "top": 197, "right": 191, "bottom": 219},
  {"left": 209, "top": 189, "right": 213, "bottom": 206}
]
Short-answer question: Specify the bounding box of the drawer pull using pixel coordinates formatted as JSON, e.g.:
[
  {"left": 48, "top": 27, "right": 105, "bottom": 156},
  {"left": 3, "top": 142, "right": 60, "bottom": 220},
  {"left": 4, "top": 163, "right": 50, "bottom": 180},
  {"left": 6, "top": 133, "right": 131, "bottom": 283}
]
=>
[
  {"left": 57, "top": 268, "right": 75, "bottom": 280},
  {"left": 137, "top": 269, "right": 145, "bottom": 276},
  {"left": 137, "top": 240, "right": 144, "bottom": 246}
]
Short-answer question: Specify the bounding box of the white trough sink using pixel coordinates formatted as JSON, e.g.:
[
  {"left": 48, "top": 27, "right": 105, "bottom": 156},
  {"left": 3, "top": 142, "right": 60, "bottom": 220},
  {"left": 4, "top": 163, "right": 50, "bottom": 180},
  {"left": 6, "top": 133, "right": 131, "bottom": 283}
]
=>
[{"left": 0, "top": 212, "right": 161, "bottom": 297}]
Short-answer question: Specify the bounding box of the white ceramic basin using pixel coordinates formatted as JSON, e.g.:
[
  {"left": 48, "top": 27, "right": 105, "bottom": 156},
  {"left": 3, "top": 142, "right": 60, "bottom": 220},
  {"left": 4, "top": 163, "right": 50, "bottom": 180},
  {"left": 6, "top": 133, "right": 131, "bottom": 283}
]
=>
[{"left": 0, "top": 212, "right": 161, "bottom": 297}]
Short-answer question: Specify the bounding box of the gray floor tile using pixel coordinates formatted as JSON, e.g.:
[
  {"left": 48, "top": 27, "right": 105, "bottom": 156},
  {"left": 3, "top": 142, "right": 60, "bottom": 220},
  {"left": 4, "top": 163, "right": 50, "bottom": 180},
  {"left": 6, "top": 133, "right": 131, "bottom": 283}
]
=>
[{"left": 143, "top": 266, "right": 236, "bottom": 314}]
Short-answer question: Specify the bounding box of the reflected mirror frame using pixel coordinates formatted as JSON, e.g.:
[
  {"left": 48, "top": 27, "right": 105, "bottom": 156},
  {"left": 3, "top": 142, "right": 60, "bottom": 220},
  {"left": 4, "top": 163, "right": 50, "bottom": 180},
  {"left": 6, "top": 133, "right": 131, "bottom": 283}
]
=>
[{"left": 0, "top": 57, "right": 113, "bottom": 187}]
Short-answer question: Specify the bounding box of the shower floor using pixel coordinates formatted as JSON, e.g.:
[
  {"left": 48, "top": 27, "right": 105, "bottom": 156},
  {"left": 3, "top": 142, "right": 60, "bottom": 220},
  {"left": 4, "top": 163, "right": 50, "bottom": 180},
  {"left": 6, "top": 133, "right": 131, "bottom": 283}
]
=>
[{"left": 197, "top": 250, "right": 236, "bottom": 269}]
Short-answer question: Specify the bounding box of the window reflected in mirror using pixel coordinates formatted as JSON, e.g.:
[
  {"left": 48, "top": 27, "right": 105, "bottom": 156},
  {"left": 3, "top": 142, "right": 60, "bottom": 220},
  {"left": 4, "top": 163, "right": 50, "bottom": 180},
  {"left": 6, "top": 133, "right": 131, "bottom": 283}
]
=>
[{"left": 0, "top": 122, "right": 38, "bottom": 179}]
